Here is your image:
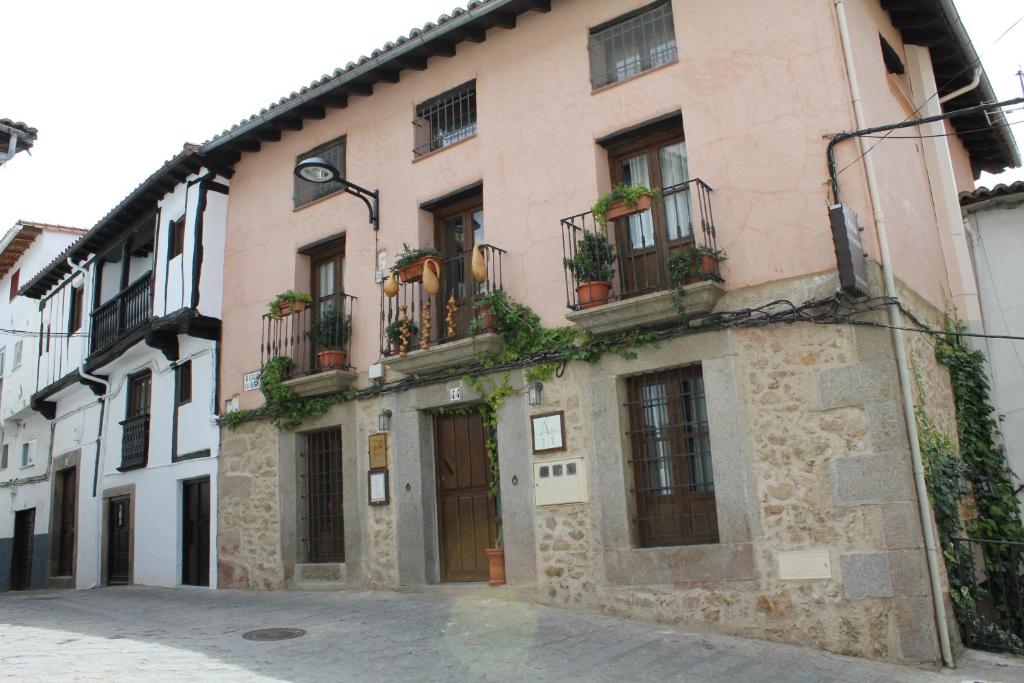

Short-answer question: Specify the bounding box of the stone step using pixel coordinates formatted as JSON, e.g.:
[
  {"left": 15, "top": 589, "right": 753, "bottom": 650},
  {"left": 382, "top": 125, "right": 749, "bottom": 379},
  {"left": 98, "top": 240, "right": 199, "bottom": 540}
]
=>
[{"left": 290, "top": 562, "right": 346, "bottom": 591}]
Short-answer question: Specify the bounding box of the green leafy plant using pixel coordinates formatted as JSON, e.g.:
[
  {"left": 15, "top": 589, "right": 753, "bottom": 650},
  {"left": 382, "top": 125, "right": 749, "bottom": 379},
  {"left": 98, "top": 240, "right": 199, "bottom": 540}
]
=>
[
  {"left": 385, "top": 318, "right": 419, "bottom": 348},
  {"left": 668, "top": 246, "right": 727, "bottom": 316},
  {"left": 393, "top": 242, "right": 442, "bottom": 272},
  {"left": 591, "top": 184, "right": 660, "bottom": 227},
  {"left": 563, "top": 230, "right": 616, "bottom": 283},
  {"left": 310, "top": 308, "right": 351, "bottom": 350},
  {"left": 268, "top": 290, "right": 312, "bottom": 318}
]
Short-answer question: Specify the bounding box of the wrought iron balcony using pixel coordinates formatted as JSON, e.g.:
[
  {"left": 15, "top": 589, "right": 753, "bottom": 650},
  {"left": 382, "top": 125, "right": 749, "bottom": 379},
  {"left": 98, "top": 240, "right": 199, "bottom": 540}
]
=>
[
  {"left": 561, "top": 179, "right": 720, "bottom": 311},
  {"left": 91, "top": 272, "right": 153, "bottom": 354},
  {"left": 379, "top": 244, "right": 504, "bottom": 358},
  {"left": 119, "top": 414, "right": 149, "bottom": 470},
  {"left": 260, "top": 292, "right": 357, "bottom": 380}
]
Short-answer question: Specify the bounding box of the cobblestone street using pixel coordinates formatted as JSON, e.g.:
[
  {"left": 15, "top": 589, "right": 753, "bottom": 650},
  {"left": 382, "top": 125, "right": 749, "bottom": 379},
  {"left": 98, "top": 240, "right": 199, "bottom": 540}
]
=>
[{"left": 1, "top": 586, "right": 1022, "bottom": 682}]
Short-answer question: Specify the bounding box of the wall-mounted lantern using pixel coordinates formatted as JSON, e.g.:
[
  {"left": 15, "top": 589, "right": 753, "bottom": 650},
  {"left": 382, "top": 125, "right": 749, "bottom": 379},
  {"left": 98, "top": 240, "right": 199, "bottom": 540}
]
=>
[
  {"left": 528, "top": 381, "right": 544, "bottom": 407},
  {"left": 378, "top": 408, "right": 393, "bottom": 432}
]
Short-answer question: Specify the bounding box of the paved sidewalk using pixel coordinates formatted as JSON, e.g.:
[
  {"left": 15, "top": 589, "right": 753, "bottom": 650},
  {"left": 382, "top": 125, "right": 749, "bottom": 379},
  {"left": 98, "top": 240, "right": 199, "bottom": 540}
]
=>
[{"left": 1, "top": 586, "right": 1022, "bottom": 682}]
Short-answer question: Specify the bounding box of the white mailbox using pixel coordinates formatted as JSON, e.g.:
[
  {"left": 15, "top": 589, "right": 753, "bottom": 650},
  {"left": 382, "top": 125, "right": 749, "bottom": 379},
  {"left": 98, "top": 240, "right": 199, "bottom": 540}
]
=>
[{"left": 534, "top": 456, "right": 587, "bottom": 506}]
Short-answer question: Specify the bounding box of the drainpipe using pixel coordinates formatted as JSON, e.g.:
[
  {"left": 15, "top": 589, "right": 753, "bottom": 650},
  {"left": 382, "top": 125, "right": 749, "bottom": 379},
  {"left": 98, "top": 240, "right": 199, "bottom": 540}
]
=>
[
  {"left": 939, "top": 68, "right": 982, "bottom": 104},
  {"left": 833, "top": 0, "right": 954, "bottom": 667}
]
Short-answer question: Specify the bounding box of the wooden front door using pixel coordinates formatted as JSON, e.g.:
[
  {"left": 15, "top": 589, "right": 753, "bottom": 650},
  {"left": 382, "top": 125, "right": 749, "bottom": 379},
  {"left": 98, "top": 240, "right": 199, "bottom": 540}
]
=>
[
  {"left": 57, "top": 467, "right": 77, "bottom": 576},
  {"left": 10, "top": 508, "right": 35, "bottom": 590},
  {"left": 182, "top": 478, "right": 210, "bottom": 586},
  {"left": 611, "top": 134, "right": 693, "bottom": 297},
  {"left": 435, "top": 412, "right": 496, "bottom": 582},
  {"left": 107, "top": 496, "right": 131, "bottom": 585}
]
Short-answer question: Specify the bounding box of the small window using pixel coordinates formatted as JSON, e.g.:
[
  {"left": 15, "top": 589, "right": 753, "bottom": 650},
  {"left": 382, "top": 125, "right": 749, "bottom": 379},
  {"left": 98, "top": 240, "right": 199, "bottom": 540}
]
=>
[
  {"left": 127, "top": 370, "right": 152, "bottom": 418},
  {"left": 294, "top": 137, "right": 346, "bottom": 209},
  {"left": 169, "top": 215, "right": 186, "bottom": 260},
  {"left": 589, "top": 1, "right": 677, "bottom": 90},
  {"left": 13, "top": 340, "right": 23, "bottom": 369},
  {"left": 21, "top": 442, "right": 34, "bottom": 468},
  {"left": 0, "top": 347, "right": 6, "bottom": 375},
  {"left": 176, "top": 360, "right": 192, "bottom": 405},
  {"left": 0, "top": 444, "right": 7, "bottom": 469},
  {"left": 69, "top": 286, "right": 84, "bottom": 332},
  {"left": 9, "top": 269, "right": 19, "bottom": 301},
  {"left": 625, "top": 365, "right": 717, "bottom": 548},
  {"left": 414, "top": 81, "right": 477, "bottom": 157}
]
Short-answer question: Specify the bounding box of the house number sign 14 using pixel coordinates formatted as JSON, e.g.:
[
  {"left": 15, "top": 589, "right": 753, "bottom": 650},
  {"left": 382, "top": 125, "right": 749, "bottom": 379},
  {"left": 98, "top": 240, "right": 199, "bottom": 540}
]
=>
[{"left": 449, "top": 386, "right": 462, "bottom": 401}]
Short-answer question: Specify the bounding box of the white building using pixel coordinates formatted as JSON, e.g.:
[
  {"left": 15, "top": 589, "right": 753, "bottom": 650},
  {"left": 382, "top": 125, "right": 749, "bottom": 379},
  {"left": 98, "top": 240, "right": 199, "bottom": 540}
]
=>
[
  {"left": 962, "top": 181, "right": 1024, "bottom": 506},
  {"left": 21, "top": 145, "right": 228, "bottom": 588},
  {"left": 0, "top": 221, "right": 87, "bottom": 590}
]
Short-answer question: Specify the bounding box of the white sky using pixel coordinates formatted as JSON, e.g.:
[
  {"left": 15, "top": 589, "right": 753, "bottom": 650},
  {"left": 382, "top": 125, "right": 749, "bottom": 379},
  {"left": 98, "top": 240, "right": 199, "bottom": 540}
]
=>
[{"left": 1, "top": 0, "right": 1022, "bottom": 234}]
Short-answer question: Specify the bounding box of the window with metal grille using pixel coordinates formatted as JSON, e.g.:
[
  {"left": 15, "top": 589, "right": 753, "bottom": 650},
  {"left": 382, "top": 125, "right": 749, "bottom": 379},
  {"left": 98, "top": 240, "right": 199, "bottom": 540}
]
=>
[
  {"left": 303, "top": 428, "right": 345, "bottom": 563},
  {"left": 625, "top": 365, "right": 718, "bottom": 547},
  {"left": 294, "top": 137, "right": 346, "bottom": 209},
  {"left": 588, "top": 1, "right": 677, "bottom": 90},
  {"left": 413, "top": 81, "right": 477, "bottom": 158}
]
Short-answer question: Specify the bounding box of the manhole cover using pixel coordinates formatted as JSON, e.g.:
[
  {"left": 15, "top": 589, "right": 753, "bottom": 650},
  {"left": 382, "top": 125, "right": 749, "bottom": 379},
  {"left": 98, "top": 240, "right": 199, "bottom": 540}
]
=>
[{"left": 243, "top": 628, "right": 307, "bottom": 641}]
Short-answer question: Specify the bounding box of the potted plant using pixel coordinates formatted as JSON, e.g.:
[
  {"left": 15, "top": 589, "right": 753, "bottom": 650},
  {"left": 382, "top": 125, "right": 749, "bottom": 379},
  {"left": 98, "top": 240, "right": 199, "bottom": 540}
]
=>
[
  {"left": 564, "top": 230, "right": 616, "bottom": 309},
  {"left": 473, "top": 291, "right": 501, "bottom": 334},
  {"left": 485, "top": 521, "right": 506, "bottom": 587},
  {"left": 393, "top": 243, "right": 442, "bottom": 283},
  {"left": 385, "top": 318, "right": 419, "bottom": 353},
  {"left": 668, "top": 246, "right": 727, "bottom": 316},
  {"left": 268, "top": 290, "right": 313, "bottom": 318},
  {"left": 591, "top": 184, "right": 660, "bottom": 227},
  {"left": 311, "top": 307, "right": 352, "bottom": 370}
]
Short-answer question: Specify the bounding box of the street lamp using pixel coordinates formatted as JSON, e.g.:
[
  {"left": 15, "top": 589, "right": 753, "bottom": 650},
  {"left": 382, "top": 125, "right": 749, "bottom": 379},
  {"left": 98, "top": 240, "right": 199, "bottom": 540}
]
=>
[{"left": 294, "top": 157, "right": 379, "bottom": 231}]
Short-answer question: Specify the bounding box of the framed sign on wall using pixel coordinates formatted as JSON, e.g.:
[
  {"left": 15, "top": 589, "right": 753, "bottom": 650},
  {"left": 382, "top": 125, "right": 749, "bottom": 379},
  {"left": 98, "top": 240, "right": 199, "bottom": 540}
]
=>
[
  {"left": 368, "top": 433, "right": 388, "bottom": 469},
  {"left": 531, "top": 411, "right": 566, "bottom": 453},
  {"left": 368, "top": 469, "right": 390, "bottom": 506}
]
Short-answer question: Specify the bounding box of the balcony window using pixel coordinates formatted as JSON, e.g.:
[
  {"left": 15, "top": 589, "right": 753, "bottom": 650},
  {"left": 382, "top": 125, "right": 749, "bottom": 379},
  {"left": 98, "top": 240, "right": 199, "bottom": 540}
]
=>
[
  {"left": 169, "top": 215, "right": 186, "bottom": 260},
  {"left": 120, "top": 370, "right": 151, "bottom": 470},
  {"left": 413, "top": 81, "right": 477, "bottom": 158},
  {"left": 294, "top": 137, "right": 346, "bottom": 209},
  {"left": 69, "top": 285, "right": 84, "bottom": 332},
  {"left": 588, "top": 1, "right": 677, "bottom": 90}
]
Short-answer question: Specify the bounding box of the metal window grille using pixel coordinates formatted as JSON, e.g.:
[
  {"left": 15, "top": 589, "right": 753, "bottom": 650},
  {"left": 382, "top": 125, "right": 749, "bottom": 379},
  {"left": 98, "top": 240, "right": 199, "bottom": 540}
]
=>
[
  {"left": 588, "top": 1, "right": 677, "bottom": 89},
  {"left": 625, "top": 366, "right": 718, "bottom": 548},
  {"left": 302, "top": 428, "right": 345, "bottom": 563},
  {"left": 413, "top": 81, "right": 477, "bottom": 157},
  {"left": 294, "top": 137, "right": 346, "bottom": 209}
]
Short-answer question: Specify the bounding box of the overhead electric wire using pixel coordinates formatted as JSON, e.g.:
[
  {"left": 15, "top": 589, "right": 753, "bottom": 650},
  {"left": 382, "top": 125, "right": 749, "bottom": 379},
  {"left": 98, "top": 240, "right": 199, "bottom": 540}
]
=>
[{"left": 859, "top": 117, "right": 1024, "bottom": 139}]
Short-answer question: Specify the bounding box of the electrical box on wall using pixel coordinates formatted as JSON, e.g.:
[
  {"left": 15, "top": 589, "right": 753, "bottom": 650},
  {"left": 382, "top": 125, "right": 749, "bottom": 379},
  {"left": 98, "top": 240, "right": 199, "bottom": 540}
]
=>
[{"left": 534, "top": 456, "right": 587, "bottom": 506}]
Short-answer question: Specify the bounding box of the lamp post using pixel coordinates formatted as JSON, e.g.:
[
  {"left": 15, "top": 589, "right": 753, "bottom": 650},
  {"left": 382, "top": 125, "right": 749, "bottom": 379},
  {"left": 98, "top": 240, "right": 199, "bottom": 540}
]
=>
[{"left": 294, "top": 157, "right": 379, "bottom": 231}]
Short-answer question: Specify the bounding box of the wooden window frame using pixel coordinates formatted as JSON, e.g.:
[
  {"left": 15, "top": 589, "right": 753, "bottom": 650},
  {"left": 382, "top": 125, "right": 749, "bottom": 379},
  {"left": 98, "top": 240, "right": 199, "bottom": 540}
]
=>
[
  {"left": 69, "top": 285, "right": 85, "bottom": 333},
  {"left": 176, "top": 360, "right": 192, "bottom": 406},
  {"left": 9, "top": 269, "right": 19, "bottom": 301},
  {"left": 169, "top": 216, "right": 186, "bottom": 261},
  {"left": 126, "top": 370, "right": 152, "bottom": 419}
]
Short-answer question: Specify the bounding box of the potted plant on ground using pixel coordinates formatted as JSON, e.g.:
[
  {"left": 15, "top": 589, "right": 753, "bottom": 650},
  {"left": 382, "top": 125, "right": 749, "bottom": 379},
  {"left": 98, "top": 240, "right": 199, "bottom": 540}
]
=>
[
  {"left": 668, "top": 246, "right": 727, "bottom": 315},
  {"left": 311, "top": 307, "right": 352, "bottom": 370},
  {"left": 385, "top": 318, "right": 419, "bottom": 354},
  {"left": 591, "top": 184, "right": 660, "bottom": 227},
  {"left": 268, "top": 290, "right": 313, "bottom": 318},
  {"left": 393, "top": 243, "right": 442, "bottom": 283},
  {"left": 564, "top": 230, "right": 616, "bottom": 309},
  {"left": 485, "top": 520, "right": 506, "bottom": 587}
]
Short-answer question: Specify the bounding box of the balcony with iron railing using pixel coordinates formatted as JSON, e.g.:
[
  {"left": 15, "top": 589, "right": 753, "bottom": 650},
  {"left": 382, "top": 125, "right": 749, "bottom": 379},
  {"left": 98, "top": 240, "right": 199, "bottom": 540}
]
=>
[
  {"left": 380, "top": 244, "right": 505, "bottom": 376},
  {"left": 119, "top": 414, "right": 149, "bottom": 470},
  {"left": 560, "top": 179, "right": 725, "bottom": 334},
  {"left": 91, "top": 272, "right": 153, "bottom": 354},
  {"left": 260, "top": 292, "right": 357, "bottom": 397}
]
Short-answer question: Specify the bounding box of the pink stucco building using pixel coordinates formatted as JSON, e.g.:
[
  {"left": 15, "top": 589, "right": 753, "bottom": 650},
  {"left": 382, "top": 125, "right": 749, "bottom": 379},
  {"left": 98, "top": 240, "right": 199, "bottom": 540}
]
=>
[{"left": 205, "top": 0, "right": 1018, "bottom": 664}]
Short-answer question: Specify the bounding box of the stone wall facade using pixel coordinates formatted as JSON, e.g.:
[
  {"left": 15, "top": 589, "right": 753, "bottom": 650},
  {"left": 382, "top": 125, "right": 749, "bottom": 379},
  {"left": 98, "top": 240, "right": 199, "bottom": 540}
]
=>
[{"left": 216, "top": 274, "right": 959, "bottom": 665}]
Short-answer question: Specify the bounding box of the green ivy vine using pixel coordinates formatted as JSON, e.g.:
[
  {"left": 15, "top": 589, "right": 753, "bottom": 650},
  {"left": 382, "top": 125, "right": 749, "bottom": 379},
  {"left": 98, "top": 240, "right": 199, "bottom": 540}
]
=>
[{"left": 221, "top": 356, "right": 357, "bottom": 432}]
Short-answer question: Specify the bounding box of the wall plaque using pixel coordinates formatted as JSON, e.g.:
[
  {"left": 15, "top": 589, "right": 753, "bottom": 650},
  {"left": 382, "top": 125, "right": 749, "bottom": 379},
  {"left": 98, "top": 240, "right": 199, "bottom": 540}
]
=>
[
  {"left": 243, "top": 370, "right": 262, "bottom": 392},
  {"left": 778, "top": 550, "right": 832, "bottom": 580},
  {"left": 368, "top": 433, "right": 388, "bottom": 469},
  {"left": 368, "top": 469, "right": 390, "bottom": 505},
  {"left": 531, "top": 411, "right": 566, "bottom": 453}
]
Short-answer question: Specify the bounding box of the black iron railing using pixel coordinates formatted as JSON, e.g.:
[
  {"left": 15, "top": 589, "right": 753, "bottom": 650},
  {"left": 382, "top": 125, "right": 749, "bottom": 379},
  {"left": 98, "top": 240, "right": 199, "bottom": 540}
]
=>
[
  {"left": 91, "top": 272, "right": 153, "bottom": 353},
  {"left": 949, "top": 537, "right": 1024, "bottom": 654},
  {"left": 119, "top": 414, "right": 149, "bottom": 470},
  {"left": 380, "top": 244, "right": 504, "bottom": 357},
  {"left": 561, "top": 179, "right": 719, "bottom": 311},
  {"left": 261, "top": 292, "right": 357, "bottom": 379}
]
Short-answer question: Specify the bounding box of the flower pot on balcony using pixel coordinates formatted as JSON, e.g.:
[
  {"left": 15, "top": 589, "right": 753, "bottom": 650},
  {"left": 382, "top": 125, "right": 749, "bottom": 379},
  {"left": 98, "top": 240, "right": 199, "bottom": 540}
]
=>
[
  {"left": 577, "top": 280, "right": 612, "bottom": 309},
  {"left": 317, "top": 349, "right": 348, "bottom": 371},
  {"left": 476, "top": 302, "right": 498, "bottom": 333},
  {"left": 277, "top": 300, "right": 308, "bottom": 318},
  {"left": 685, "top": 254, "right": 720, "bottom": 284},
  {"left": 398, "top": 256, "right": 440, "bottom": 284},
  {"left": 485, "top": 547, "right": 506, "bottom": 586},
  {"left": 605, "top": 193, "right": 654, "bottom": 222}
]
